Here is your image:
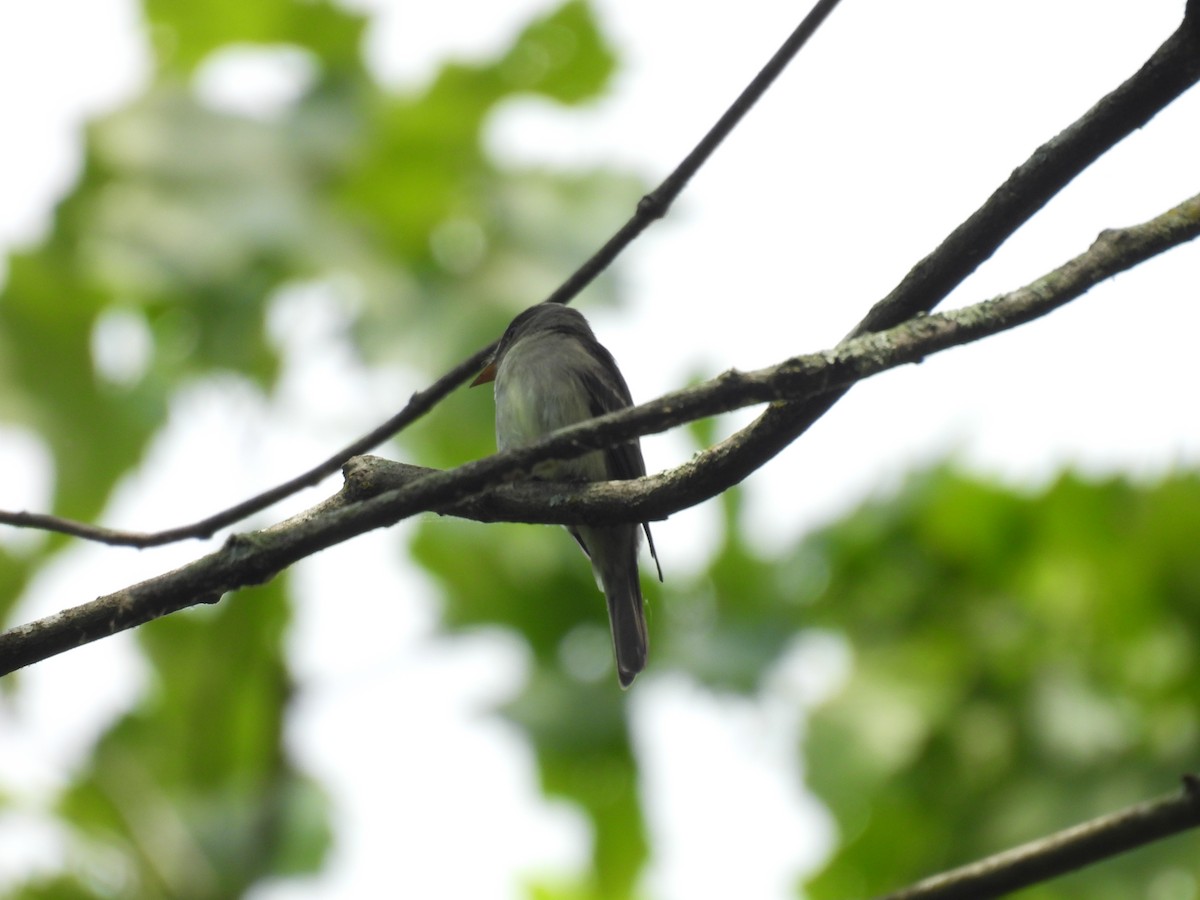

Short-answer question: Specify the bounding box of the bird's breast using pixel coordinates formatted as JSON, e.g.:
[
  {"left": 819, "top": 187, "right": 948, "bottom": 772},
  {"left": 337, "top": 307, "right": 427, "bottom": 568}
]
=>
[{"left": 494, "top": 335, "right": 607, "bottom": 481}]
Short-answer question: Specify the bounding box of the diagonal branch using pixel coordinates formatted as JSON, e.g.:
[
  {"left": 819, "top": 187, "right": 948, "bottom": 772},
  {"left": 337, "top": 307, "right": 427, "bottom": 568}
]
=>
[
  {"left": 0, "top": 0, "right": 846, "bottom": 549},
  {"left": 676, "top": 5, "right": 1200, "bottom": 500},
  {"left": 874, "top": 775, "right": 1200, "bottom": 900},
  {"left": 2, "top": 191, "right": 1196, "bottom": 676}
]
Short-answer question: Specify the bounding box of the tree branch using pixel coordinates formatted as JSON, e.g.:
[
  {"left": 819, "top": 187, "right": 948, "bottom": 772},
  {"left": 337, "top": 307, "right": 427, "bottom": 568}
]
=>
[
  {"left": 347, "top": 191, "right": 1200, "bottom": 527},
  {"left": 674, "top": 7, "right": 1200, "bottom": 500},
  {"left": 875, "top": 775, "right": 1200, "bottom": 900},
  {"left": 0, "top": 0, "right": 845, "bottom": 549},
  {"left": 2, "top": 192, "right": 1197, "bottom": 676}
]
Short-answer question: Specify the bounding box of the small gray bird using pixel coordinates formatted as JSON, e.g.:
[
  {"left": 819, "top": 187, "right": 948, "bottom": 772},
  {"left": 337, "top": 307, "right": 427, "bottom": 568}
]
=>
[{"left": 472, "top": 303, "right": 662, "bottom": 688}]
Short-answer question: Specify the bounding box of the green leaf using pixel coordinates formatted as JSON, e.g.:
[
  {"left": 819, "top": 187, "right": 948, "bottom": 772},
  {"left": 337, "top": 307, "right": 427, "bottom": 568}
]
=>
[
  {"left": 501, "top": 0, "right": 618, "bottom": 103},
  {"left": 143, "top": 0, "right": 367, "bottom": 74}
]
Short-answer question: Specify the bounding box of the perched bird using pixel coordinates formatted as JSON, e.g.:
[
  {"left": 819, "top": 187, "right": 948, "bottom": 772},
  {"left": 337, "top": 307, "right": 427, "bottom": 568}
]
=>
[{"left": 472, "top": 303, "right": 661, "bottom": 688}]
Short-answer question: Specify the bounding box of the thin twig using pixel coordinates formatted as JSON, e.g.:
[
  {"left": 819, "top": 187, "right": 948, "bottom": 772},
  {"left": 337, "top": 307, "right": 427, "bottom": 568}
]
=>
[
  {"left": 875, "top": 776, "right": 1200, "bottom": 900},
  {"left": 2, "top": 191, "right": 1196, "bottom": 675},
  {"left": 0, "top": 0, "right": 846, "bottom": 549},
  {"left": 0, "top": 355, "right": 490, "bottom": 546}
]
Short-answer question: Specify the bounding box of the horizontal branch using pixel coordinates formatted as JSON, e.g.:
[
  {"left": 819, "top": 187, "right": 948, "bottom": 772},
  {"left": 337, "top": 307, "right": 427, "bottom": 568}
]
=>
[
  {"left": 876, "top": 775, "right": 1200, "bottom": 900},
  {"left": 1, "top": 193, "right": 1197, "bottom": 675},
  {"left": 0, "top": 348, "right": 496, "bottom": 547}
]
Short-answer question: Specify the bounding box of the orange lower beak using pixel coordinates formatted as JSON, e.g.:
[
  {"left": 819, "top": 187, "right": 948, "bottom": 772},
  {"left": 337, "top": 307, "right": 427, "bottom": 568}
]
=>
[{"left": 470, "top": 361, "right": 497, "bottom": 387}]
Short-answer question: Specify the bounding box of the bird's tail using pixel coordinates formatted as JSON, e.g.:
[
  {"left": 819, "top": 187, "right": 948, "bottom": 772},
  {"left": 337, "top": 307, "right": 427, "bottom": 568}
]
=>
[
  {"left": 576, "top": 524, "right": 648, "bottom": 688},
  {"left": 607, "top": 576, "right": 647, "bottom": 689},
  {"left": 602, "top": 539, "right": 648, "bottom": 689}
]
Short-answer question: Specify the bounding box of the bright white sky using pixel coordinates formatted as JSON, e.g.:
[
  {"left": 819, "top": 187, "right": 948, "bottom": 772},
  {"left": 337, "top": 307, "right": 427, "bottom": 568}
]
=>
[{"left": 1, "top": 1, "right": 1198, "bottom": 898}]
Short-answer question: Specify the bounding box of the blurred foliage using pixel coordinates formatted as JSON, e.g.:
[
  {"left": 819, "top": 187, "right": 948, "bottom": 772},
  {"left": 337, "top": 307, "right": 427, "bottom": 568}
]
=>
[
  {"left": 2, "top": 0, "right": 1198, "bottom": 897},
  {"left": 799, "top": 469, "right": 1200, "bottom": 898},
  {"left": 1, "top": 0, "right": 638, "bottom": 896},
  {"left": 45, "top": 580, "right": 329, "bottom": 899}
]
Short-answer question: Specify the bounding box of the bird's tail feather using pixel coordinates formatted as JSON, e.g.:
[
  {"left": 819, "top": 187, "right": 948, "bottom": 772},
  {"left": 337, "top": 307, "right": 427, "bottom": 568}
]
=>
[
  {"left": 606, "top": 565, "right": 647, "bottom": 689},
  {"left": 577, "top": 524, "right": 648, "bottom": 688}
]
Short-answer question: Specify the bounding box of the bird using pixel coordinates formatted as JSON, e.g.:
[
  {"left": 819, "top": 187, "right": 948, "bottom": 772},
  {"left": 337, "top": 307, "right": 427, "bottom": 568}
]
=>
[{"left": 472, "top": 302, "right": 662, "bottom": 688}]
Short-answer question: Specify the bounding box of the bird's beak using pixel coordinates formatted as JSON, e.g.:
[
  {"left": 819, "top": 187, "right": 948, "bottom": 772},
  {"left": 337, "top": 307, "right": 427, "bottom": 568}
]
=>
[{"left": 470, "top": 361, "right": 497, "bottom": 387}]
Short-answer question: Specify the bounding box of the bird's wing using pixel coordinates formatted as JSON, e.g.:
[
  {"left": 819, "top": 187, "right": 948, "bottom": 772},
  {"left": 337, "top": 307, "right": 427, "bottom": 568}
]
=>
[{"left": 578, "top": 340, "right": 663, "bottom": 582}]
